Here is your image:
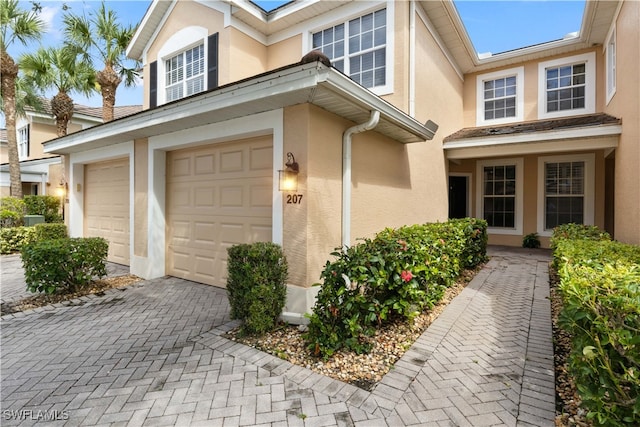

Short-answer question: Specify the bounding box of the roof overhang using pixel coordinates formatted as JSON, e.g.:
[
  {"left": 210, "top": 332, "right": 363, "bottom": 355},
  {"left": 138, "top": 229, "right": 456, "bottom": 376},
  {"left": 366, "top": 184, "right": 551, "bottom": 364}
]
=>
[
  {"left": 444, "top": 124, "right": 621, "bottom": 160},
  {"left": 419, "top": 0, "right": 621, "bottom": 74},
  {"left": 43, "top": 62, "right": 437, "bottom": 155}
]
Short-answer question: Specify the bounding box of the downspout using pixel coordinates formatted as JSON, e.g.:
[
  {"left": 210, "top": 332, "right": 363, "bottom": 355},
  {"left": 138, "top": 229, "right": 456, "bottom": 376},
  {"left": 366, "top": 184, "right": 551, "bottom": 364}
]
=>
[{"left": 342, "top": 110, "right": 381, "bottom": 249}]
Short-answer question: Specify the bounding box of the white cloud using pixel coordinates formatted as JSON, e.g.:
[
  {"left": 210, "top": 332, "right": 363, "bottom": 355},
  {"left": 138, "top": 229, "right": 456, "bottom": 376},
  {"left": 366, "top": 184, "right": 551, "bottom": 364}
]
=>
[{"left": 39, "top": 5, "right": 62, "bottom": 43}]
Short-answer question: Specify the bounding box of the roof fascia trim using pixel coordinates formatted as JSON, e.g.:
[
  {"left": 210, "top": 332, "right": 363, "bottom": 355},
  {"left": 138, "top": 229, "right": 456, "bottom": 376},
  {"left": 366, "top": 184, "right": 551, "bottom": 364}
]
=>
[
  {"left": 443, "top": 124, "right": 622, "bottom": 150},
  {"left": 322, "top": 70, "right": 437, "bottom": 141}
]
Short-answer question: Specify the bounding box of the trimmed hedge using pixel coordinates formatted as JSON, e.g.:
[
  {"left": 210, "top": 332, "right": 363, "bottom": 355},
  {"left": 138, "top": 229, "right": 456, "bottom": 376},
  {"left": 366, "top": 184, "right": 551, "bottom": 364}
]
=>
[
  {"left": 24, "top": 195, "right": 62, "bottom": 223},
  {"left": 0, "top": 196, "right": 26, "bottom": 228},
  {"left": 21, "top": 237, "right": 108, "bottom": 294},
  {"left": 0, "top": 226, "right": 37, "bottom": 254},
  {"left": 553, "top": 224, "right": 640, "bottom": 426},
  {"left": 34, "top": 223, "right": 68, "bottom": 241},
  {"left": 304, "top": 218, "right": 487, "bottom": 358},
  {"left": 226, "top": 242, "right": 288, "bottom": 335}
]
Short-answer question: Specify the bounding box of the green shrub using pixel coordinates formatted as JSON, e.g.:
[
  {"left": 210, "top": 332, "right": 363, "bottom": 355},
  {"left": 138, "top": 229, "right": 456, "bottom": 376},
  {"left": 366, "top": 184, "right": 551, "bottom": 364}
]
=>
[
  {"left": 21, "top": 237, "right": 108, "bottom": 294},
  {"left": 0, "top": 196, "right": 26, "bottom": 227},
  {"left": 550, "top": 223, "right": 610, "bottom": 249},
  {"left": 305, "top": 219, "right": 488, "bottom": 358},
  {"left": 522, "top": 232, "right": 541, "bottom": 248},
  {"left": 34, "top": 222, "right": 68, "bottom": 240},
  {"left": 24, "top": 195, "right": 62, "bottom": 223},
  {"left": 226, "top": 242, "right": 288, "bottom": 335},
  {"left": 0, "top": 226, "right": 37, "bottom": 254},
  {"left": 554, "top": 231, "right": 640, "bottom": 426}
]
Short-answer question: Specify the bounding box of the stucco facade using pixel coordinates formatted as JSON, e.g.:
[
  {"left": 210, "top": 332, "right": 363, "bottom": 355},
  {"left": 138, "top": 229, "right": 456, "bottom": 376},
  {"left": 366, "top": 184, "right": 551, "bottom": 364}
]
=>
[{"left": 42, "top": 0, "right": 639, "bottom": 319}]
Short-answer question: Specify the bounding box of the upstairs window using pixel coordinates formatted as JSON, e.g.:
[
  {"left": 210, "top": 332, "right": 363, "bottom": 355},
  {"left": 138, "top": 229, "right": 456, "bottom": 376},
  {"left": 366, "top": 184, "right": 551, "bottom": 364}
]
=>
[
  {"left": 165, "top": 44, "right": 205, "bottom": 102},
  {"left": 545, "top": 63, "right": 585, "bottom": 112},
  {"left": 150, "top": 28, "right": 218, "bottom": 108},
  {"left": 312, "top": 7, "right": 391, "bottom": 92},
  {"left": 476, "top": 67, "right": 524, "bottom": 125},
  {"left": 606, "top": 27, "right": 616, "bottom": 103},
  {"left": 18, "top": 125, "right": 30, "bottom": 159},
  {"left": 538, "top": 52, "right": 595, "bottom": 119}
]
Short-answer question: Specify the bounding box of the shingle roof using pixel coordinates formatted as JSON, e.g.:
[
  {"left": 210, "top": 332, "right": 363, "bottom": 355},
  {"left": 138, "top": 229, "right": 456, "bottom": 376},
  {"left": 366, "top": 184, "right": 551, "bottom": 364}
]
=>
[
  {"left": 27, "top": 98, "right": 142, "bottom": 121},
  {"left": 444, "top": 113, "right": 622, "bottom": 142}
]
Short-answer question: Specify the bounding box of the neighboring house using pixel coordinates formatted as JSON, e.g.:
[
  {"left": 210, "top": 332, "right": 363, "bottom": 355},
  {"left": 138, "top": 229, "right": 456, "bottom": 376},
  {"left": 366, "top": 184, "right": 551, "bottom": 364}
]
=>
[
  {"left": 42, "top": 0, "right": 639, "bottom": 320},
  {"left": 0, "top": 103, "right": 142, "bottom": 197}
]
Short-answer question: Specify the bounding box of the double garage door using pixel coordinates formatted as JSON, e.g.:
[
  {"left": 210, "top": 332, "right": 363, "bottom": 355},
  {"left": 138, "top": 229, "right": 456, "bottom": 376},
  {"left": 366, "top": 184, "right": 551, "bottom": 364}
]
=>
[
  {"left": 166, "top": 136, "right": 273, "bottom": 287},
  {"left": 84, "top": 158, "right": 130, "bottom": 265}
]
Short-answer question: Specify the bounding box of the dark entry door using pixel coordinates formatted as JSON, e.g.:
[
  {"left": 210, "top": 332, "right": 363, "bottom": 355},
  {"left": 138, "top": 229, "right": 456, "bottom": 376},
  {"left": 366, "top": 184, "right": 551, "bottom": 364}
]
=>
[{"left": 448, "top": 175, "right": 468, "bottom": 219}]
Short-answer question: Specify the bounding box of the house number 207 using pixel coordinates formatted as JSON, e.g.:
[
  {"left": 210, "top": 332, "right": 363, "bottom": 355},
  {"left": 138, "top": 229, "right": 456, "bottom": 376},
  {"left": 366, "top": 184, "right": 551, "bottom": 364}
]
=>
[{"left": 286, "top": 194, "right": 303, "bottom": 204}]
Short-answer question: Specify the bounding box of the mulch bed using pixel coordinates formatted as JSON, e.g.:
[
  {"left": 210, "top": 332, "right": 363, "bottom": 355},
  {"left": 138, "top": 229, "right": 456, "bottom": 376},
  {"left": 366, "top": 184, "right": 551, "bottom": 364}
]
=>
[{"left": 0, "top": 275, "right": 142, "bottom": 316}]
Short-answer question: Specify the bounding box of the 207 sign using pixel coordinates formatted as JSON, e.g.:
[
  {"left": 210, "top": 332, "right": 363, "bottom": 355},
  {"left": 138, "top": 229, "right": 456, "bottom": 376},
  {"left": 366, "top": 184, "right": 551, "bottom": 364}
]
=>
[{"left": 286, "top": 194, "right": 303, "bottom": 204}]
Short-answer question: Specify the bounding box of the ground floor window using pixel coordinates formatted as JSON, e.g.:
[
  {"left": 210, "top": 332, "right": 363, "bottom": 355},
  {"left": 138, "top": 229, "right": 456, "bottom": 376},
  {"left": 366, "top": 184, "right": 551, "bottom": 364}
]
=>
[
  {"left": 476, "top": 158, "right": 523, "bottom": 235},
  {"left": 537, "top": 154, "right": 594, "bottom": 235},
  {"left": 483, "top": 165, "right": 516, "bottom": 228},
  {"left": 544, "top": 161, "right": 585, "bottom": 229}
]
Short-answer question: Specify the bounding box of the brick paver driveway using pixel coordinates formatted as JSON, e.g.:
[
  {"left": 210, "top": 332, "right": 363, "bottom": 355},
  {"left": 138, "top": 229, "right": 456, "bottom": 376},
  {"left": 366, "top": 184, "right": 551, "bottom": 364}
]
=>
[{"left": 1, "top": 247, "right": 555, "bottom": 426}]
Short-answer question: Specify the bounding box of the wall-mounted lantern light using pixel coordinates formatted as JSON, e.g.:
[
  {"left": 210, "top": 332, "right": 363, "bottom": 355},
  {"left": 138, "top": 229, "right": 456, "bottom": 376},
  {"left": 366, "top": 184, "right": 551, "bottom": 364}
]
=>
[
  {"left": 56, "top": 181, "right": 68, "bottom": 220},
  {"left": 278, "top": 152, "right": 299, "bottom": 191}
]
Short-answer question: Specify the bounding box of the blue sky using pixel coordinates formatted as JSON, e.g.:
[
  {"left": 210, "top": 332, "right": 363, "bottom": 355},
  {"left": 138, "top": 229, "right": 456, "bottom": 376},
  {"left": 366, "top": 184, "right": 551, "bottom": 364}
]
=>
[{"left": 8, "top": 0, "right": 586, "bottom": 109}]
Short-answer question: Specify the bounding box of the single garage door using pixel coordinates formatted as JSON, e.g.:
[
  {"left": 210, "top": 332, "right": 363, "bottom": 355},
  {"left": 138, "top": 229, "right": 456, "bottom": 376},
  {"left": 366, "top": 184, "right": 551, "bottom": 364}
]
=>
[
  {"left": 84, "top": 158, "right": 130, "bottom": 265},
  {"left": 166, "top": 136, "right": 273, "bottom": 287}
]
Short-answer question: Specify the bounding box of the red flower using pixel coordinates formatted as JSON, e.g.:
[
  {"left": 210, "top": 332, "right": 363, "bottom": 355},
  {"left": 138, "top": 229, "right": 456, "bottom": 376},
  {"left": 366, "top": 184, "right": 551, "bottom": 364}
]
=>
[{"left": 401, "top": 270, "right": 413, "bottom": 282}]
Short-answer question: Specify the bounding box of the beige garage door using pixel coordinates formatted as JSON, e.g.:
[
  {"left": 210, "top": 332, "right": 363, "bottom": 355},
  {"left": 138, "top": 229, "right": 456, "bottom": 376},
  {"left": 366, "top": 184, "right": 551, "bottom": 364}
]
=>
[
  {"left": 166, "top": 136, "right": 273, "bottom": 287},
  {"left": 84, "top": 158, "right": 130, "bottom": 265}
]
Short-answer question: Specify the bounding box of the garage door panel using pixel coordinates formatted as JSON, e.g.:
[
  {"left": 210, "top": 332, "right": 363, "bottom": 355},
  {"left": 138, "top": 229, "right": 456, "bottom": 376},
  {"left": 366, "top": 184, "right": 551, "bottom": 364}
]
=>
[
  {"left": 84, "top": 158, "right": 130, "bottom": 266},
  {"left": 167, "top": 137, "right": 272, "bottom": 287}
]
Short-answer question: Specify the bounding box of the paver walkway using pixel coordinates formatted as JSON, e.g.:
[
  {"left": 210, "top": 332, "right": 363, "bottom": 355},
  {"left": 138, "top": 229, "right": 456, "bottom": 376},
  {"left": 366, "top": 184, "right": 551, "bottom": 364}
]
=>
[{"left": 0, "top": 247, "right": 554, "bottom": 426}]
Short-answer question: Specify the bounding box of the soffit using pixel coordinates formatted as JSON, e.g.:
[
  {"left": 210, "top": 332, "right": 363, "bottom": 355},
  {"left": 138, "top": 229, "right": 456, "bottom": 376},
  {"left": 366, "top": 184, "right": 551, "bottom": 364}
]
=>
[
  {"left": 230, "top": 0, "right": 348, "bottom": 35},
  {"left": 418, "top": 0, "right": 620, "bottom": 75},
  {"left": 43, "top": 63, "right": 435, "bottom": 155}
]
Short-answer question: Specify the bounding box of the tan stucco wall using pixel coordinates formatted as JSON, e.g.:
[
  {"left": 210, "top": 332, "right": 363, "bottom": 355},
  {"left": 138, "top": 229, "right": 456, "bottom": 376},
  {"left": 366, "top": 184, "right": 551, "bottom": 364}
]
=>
[
  {"left": 604, "top": 0, "right": 640, "bottom": 245},
  {"left": 282, "top": 102, "right": 452, "bottom": 290},
  {"left": 228, "top": 27, "right": 268, "bottom": 81},
  {"left": 30, "top": 122, "right": 65, "bottom": 160},
  {"left": 267, "top": 35, "right": 303, "bottom": 70}
]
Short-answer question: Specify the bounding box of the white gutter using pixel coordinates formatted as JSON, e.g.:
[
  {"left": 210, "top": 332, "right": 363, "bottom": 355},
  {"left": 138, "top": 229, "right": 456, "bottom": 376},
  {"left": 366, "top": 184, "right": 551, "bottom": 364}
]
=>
[{"left": 342, "top": 110, "right": 381, "bottom": 249}]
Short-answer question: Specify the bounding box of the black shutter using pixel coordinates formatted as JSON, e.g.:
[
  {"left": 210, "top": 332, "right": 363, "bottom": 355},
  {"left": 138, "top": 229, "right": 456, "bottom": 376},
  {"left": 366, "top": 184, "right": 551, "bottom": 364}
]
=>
[
  {"left": 149, "top": 61, "right": 157, "bottom": 108},
  {"left": 208, "top": 33, "right": 219, "bottom": 90}
]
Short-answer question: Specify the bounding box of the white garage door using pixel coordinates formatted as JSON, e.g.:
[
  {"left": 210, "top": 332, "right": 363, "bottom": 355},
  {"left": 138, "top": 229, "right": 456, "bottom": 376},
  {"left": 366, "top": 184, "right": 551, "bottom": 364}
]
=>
[
  {"left": 84, "top": 158, "right": 130, "bottom": 265},
  {"left": 166, "top": 136, "right": 273, "bottom": 287}
]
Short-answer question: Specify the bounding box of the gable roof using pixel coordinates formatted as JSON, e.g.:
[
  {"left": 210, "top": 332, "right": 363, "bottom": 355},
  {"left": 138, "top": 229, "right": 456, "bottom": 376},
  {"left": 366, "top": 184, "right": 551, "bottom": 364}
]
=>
[
  {"left": 127, "top": 0, "right": 621, "bottom": 75},
  {"left": 43, "top": 61, "right": 437, "bottom": 155},
  {"left": 27, "top": 99, "right": 143, "bottom": 122}
]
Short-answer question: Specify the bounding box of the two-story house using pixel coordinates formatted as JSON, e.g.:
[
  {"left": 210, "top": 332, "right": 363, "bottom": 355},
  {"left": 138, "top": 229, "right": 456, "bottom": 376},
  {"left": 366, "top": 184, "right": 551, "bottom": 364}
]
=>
[
  {"left": 1, "top": 103, "right": 141, "bottom": 197},
  {"left": 42, "top": 0, "right": 639, "bottom": 320}
]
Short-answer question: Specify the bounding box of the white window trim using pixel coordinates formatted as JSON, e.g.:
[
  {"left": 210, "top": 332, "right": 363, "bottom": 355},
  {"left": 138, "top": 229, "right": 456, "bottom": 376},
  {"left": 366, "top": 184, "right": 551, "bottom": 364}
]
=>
[
  {"left": 476, "top": 158, "right": 524, "bottom": 235},
  {"left": 157, "top": 26, "right": 208, "bottom": 106},
  {"left": 536, "top": 153, "right": 595, "bottom": 237},
  {"left": 476, "top": 66, "right": 524, "bottom": 126},
  {"left": 307, "top": 1, "right": 394, "bottom": 96},
  {"left": 537, "top": 52, "right": 596, "bottom": 119},
  {"left": 605, "top": 26, "right": 616, "bottom": 104},
  {"left": 17, "top": 126, "right": 29, "bottom": 160}
]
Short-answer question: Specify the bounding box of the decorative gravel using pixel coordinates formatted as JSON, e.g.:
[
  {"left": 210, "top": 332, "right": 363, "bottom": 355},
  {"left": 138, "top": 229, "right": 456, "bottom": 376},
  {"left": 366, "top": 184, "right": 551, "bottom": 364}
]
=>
[{"left": 226, "top": 269, "right": 479, "bottom": 391}]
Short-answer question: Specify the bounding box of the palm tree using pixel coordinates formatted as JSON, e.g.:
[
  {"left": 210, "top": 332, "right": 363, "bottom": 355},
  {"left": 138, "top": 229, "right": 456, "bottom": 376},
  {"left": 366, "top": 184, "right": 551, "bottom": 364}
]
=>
[
  {"left": 0, "top": 0, "right": 45, "bottom": 197},
  {"left": 20, "top": 46, "right": 96, "bottom": 137},
  {"left": 63, "top": 2, "right": 139, "bottom": 122}
]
